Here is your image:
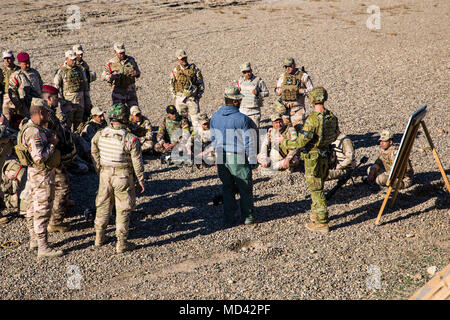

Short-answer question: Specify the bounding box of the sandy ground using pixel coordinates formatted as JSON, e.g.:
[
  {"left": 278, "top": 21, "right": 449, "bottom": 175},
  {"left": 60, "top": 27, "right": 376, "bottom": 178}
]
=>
[{"left": 0, "top": 0, "right": 449, "bottom": 300}]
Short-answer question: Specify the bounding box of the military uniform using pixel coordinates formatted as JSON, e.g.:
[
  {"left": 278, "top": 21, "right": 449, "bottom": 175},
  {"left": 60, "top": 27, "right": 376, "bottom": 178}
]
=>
[
  {"left": 8, "top": 68, "right": 43, "bottom": 119},
  {"left": 1, "top": 158, "right": 27, "bottom": 211},
  {"left": 257, "top": 120, "right": 300, "bottom": 172},
  {"left": 16, "top": 100, "right": 63, "bottom": 257},
  {"left": 170, "top": 51, "right": 204, "bottom": 129},
  {"left": 275, "top": 58, "right": 313, "bottom": 129},
  {"left": 154, "top": 114, "right": 191, "bottom": 155},
  {"left": 236, "top": 63, "right": 269, "bottom": 128},
  {"left": 101, "top": 53, "right": 140, "bottom": 108},
  {"left": 53, "top": 60, "right": 88, "bottom": 131},
  {"left": 0, "top": 118, "right": 15, "bottom": 224},
  {"left": 327, "top": 133, "right": 356, "bottom": 180},
  {"left": 0, "top": 63, "right": 20, "bottom": 120},
  {"left": 367, "top": 144, "right": 414, "bottom": 189},
  {"left": 91, "top": 114, "right": 144, "bottom": 253},
  {"left": 187, "top": 113, "right": 215, "bottom": 165},
  {"left": 282, "top": 88, "right": 338, "bottom": 228},
  {"left": 73, "top": 44, "right": 95, "bottom": 116},
  {"left": 81, "top": 119, "right": 106, "bottom": 147}
]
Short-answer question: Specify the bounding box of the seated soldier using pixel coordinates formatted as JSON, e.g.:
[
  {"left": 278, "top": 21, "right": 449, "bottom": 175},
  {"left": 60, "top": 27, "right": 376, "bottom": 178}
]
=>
[
  {"left": 187, "top": 113, "right": 215, "bottom": 166},
  {"left": 80, "top": 106, "right": 106, "bottom": 149},
  {"left": 365, "top": 129, "right": 414, "bottom": 189},
  {"left": 327, "top": 130, "right": 356, "bottom": 180},
  {"left": 129, "top": 105, "right": 154, "bottom": 154},
  {"left": 154, "top": 105, "right": 191, "bottom": 163},
  {"left": 257, "top": 113, "right": 301, "bottom": 172},
  {"left": 1, "top": 156, "right": 27, "bottom": 213}
]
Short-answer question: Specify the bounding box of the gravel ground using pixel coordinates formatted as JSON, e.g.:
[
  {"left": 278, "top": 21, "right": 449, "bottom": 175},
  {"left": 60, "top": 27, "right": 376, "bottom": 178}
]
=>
[{"left": 0, "top": 0, "right": 449, "bottom": 300}]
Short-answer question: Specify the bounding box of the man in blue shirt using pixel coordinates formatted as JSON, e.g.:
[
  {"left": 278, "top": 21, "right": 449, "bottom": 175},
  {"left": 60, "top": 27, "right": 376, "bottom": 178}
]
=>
[{"left": 210, "top": 87, "right": 257, "bottom": 226}]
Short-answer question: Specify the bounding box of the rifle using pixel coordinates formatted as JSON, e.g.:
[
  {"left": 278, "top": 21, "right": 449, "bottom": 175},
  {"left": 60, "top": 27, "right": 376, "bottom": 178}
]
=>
[{"left": 325, "top": 156, "right": 369, "bottom": 200}]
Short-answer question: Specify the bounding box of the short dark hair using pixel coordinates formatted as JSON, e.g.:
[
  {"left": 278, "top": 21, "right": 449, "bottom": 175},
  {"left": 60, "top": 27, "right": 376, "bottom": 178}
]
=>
[{"left": 29, "top": 104, "right": 44, "bottom": 117}]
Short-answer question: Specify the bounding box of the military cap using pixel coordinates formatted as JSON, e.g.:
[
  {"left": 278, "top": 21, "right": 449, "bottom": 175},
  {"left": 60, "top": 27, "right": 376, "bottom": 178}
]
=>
[
  {"left": 379, "top": 129, "right": 394, "bottom": 141},
  {"left": 308, "top": 87, "right": 328, "bottom": 104},
  {"left": 166, "top": 105, "right": 178, "bottom": 115},
  {"left": 65, "top": 50, "right": 76, "bottom": 60},
  {"left": 240, "top": 62, "right": 252, "bottom": 72},
  {"left": 2, "top": 50, "right": 13, "bottom": 59},
  {"left": 114, "top": 42, "right": 126, "bottom": 53},
  {"left": 108, "top": 103, "right": 128, "bottom": 120},
  {"left": 42, "top": 85, "right": 59, "bottom": 95},
  {"left": 283, "top": 57, "right": 295, "bottom": 67},
  {"left": 176, "top": 49, "right": 187, "bottom": 60},
  {"left": 73, "top": 44, "right": 84, "bottom": 55},
  {"left": 91, "top": 107, "right": 104, "bottom": 116},
  {"left": 17, "top": 52, "right": 29, "bottom": 62},
  {"left": 224, "top": 86, "right": 244, "bottom": 100},
  {"left": 198, "top": 113, "right": 209, "bottom": 125},
  {"left": 270, "top": 113, "right": 283, "bottom": 122},
  {"left": 31, "top": 98, "right": 48, "bottom": 107},
  {"left": 130, "top": 105, "right": 142, "bottom": 116}
]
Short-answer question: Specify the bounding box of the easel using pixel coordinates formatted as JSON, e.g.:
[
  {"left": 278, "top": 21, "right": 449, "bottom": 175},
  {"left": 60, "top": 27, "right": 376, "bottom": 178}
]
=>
[{"left": 375, "top": 106, "right": 450, "bottom": 225}]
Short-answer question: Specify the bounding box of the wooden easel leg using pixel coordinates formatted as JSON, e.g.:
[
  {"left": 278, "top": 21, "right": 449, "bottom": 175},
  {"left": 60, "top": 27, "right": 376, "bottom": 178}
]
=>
[
  {"left": 390, "top": 162, "right": 408, "bottom": 208},
  {"left": 421, "top": 121, "right": 450, "bottom": 193},
  {"left": 376, "top": 186, "right": 393, "bottom": 225}
]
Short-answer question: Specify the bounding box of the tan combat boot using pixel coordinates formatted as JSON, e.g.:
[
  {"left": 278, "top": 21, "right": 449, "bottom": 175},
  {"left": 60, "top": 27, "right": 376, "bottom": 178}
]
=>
[
  {"left": 309, "top": 212, "right": 318, "bottom": 222},
  {"left": 305, "top": 221, "right": 329, "bottom": 234},
  {"left": 27, "top": 217, "right": 38, "bottom": 250},
  {"left": 48, "top": 223, "right": 71, "bottom": 233},
  {"left": 116, "top": 238, "right": 135, "bottom": 254},
  {"left": 95, "top": 230, "right": 106, "bottom": 247},
  {"left": 37, "top": 235, "right": 63, "bottom": 258}
]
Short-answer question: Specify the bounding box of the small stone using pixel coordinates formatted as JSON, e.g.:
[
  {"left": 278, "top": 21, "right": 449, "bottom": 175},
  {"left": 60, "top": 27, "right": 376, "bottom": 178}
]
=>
[
  {"left": 309, "top": 249, "right": 317, "bottom": 254},
  {"left": 405, "top": 234, "right": 414, "bottom": 238},
  {"left": 427, "top": 266, "right": 437, "bottom": 276},
  {"left": 228, "top": 279, "right": 235, "bottom": 284}
]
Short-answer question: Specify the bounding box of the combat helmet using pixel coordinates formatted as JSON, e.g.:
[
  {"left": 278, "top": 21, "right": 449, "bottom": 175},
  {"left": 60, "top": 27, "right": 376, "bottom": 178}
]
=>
[
  {"left": 108, "top": 103, "right": 129, "bottom": 122},
  {"left": 308, "top": 87, "right": 328, "bottom": 104}
]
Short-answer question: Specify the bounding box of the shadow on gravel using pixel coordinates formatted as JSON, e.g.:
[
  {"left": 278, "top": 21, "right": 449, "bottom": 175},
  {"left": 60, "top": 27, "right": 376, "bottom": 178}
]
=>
[{"left": 347, "top": 132, "right": 403, "bottom": 149}]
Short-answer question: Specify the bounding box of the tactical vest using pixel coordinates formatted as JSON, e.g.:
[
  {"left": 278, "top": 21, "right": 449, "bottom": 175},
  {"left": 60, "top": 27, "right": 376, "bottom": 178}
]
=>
[
  {"left": 98, "top": 126, "right": 131, "bottom": 168},
  {"left": 109, "top": 58, "right": 136, "bottom": 88},
  {"left": 1, "top": 65, "right": 19, "bottom": 93},
  {"left": 174, "top": 64, "right": 195, "bottom": 93},
  {"left": 165, "top": 117, "right": 184, "bottom": 143},
  {"left": 281, "top": 71, "right": 303, "bottom": 102},
  {"left": 61, "top": 66, "right": 85, "bottom": 93},
  {"left": 316, "top": 110, "right": 338, "bottom": 150}
]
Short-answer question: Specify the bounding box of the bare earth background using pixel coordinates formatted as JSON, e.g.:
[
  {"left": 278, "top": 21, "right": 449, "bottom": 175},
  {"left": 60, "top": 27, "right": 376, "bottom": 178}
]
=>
[{"left": 0, "top": 0, "right": 449, "bottom": 300}]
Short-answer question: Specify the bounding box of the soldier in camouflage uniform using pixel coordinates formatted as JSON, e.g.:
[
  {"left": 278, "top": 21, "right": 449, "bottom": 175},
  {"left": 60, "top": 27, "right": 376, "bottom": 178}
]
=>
[
  {"left": 257, "top": 113, "right": 301, "bottom": 173},
  {"left": 1, "top": 157, "right": 27, "bottom": 213},
  {"left": 236, "top": 62, "right": 269, "bottom": 129},
  {"left": 275, "top": 57, "right": 313, "bottom": 130},
  {"left": 73, "top": 44, "right": 96, "bottom": 120},
  {"left": 101, "top": 43, "right": 140, "bottom": 108},
  {"left": 8, "top": 52, "right": 43, "bottom": 120},
  {"left": 281, "top": 87, "right": 338, "bottom": 233},
  {"left": 154, "top": 105, "right": 191, "bottom": 156},
  {"left": 169, "top": 50, "right": 204, "bottom": 129},
  {"left": 366, "top": 129, "right": 414, "bottom": 189},
  {"left": 16, "top": 98, "right": 63, "bottom": 257},
  {"left": 128, "top": 105, "right": 154, "bottom": 154},
  {"left": 80, "top": 107, "right": 106, "bottom": 153},
  {"left": 187, "top": 113, "right": 215, "bottom": 165},
  {"left": 0, "top": 113, "right": 16, "bottom": 225},
  {"left": 327, "top": 131, "right": 356, "bottom": 180},
  {"left": 91, "top": 103, "right": 145, "bottom": 253},
  {"left": 0, "top": 50, "right": 20, "bottom": 120},
  {"left": 53, "top": 50, "right": 88, "bottom": 132}
]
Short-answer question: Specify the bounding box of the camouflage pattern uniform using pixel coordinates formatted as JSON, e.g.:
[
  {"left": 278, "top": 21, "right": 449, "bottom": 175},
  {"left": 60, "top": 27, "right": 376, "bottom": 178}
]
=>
[
  {"left": 101, "top": 54, "right": 140, "bottom": 108},
  {"left": 0, "top": 63, "right": 20, "bottom": 120},
  {"left": 282, "top": 88, "right": 338, "bottom": 226},
  {"left": 81, "top": 119, "right": 106, "bottom": 149},
  {"left": 367, "top": 144, "right": 414, "bottom": 189},
  {"left": 1, "top": 158, "right": 27, "bottom": 211},
  {"left": 258, "top": 117, "right": 301, "bottom": 172},
  {"left": 327, "top": 133, "right": 356, "bottom": 180},
  {"left": 0, "top": 117, "right": 15, "bottom": 223},
  {"left": 53, "top": 61, "right": 88, "bottom": 131},
  {"left": 236, "top": 62, "right": 269, "bottom": 128},
  {"left": 154, "top": 114, "right": 191, "bottom": 155},
  {"left": 91, "top": 118, "right": 144, "bottom": 253},
  {"left": 129, "top": 115, "right": 154, "bottom": 153},
  {"left": 8, "top": 68, "right": 43, "bottom": 119},
  {"left": 169, "top": 53, "right": 204, "bottom": 129},
  {"left": 187, "top": 113, "right": 215, "bottom": 165},
  {"left": 275, "top": 58, "right": 313, "bottom": 129}
]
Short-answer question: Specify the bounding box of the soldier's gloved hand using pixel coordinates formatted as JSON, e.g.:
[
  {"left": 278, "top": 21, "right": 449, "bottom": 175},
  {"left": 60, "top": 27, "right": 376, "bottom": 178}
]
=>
[{"left": 138, "top": 181, "right": 145, "bottom": 193}]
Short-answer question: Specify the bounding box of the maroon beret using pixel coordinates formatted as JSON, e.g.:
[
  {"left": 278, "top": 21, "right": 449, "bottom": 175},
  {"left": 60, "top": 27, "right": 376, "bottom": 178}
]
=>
[
  {"left": 17, "top": 52, "right": 30, "bottom": 62},
  {"left": 42, "top": 85, "right": 59, "bottom": 95}
]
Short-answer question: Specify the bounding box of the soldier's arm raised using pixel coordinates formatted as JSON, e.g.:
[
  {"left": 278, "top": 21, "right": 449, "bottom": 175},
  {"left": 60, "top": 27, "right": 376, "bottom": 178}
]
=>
[
  {"left": 258, "top": 78, "right": 270, "bottom": 98},
  {"left": 281, "top": 115, "right": 316, "bottom": 151}
]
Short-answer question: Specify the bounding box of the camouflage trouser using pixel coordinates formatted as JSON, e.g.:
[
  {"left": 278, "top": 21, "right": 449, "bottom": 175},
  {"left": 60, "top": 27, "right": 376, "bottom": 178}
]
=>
[
  {"left": 240, "top": 108, "right": 261, "bottom": 129},
  {"left": 95, "top": 166, "right": 136, "bottom": 239},
  {"left": 327, "top": 168, "right": 349, "bottom": 181},
  {"left": 367, "top": 166, "right": 412, "bottom": 189},
  {"left": 304, "top": 152, "right": 329, "bottom": 224},
  {"left": 49, "top": 166, "right": 70, "bottom": 225},
  {"left": 154, "top": 141, "right": 170, "bottom": 155},
  {"left": 1, "top": 159, "right": 27, "bottom": 210},
  {"left": 2, "top": 96, "right": 16, "bottom": 122},
  {"left": 175, "top": 95, "right": 200, "bottom": 128},
  {"left": 139, "top": 137, "right": 154, "bottom": 153},
  {"left": 258, "top": 148, "right": 300, "bottom": 172},
  {"left": 26, "top": 167, "right": 56, "bottom": 240},
  {"left": 281, "top": 104, "right": 306, "bottom": 130},
  {"left": 112, "top": 86, "right": 138, "bottom": 109}
]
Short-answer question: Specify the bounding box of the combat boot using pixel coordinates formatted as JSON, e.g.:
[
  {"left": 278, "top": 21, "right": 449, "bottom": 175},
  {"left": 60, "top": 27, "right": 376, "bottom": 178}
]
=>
[
  {"left": 305, "top": 221, "right": 329, "bottom": 234},
  {"left": 116, "top": 238, "right": 135, "bottom": 254},
  {"left": 309, "top": 212, "right": 317, "bottom": 222},
  {"left": 0, "top": 216, "right": 8, "bottom": 225},
  {"left": 37, "top": 236, "right": 63, "bottom": 258},
  {"left": 95, "top": 230, "right": 106, "bottom": 247},
  {"left": 47, "top": 223, "right": 71, "bottom": 233}
]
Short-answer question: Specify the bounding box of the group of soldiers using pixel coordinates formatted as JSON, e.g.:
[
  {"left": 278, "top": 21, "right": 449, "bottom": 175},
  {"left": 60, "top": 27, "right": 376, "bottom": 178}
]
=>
[{"left": 0, "top": 44, "right": 414, "bottom": 257}]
